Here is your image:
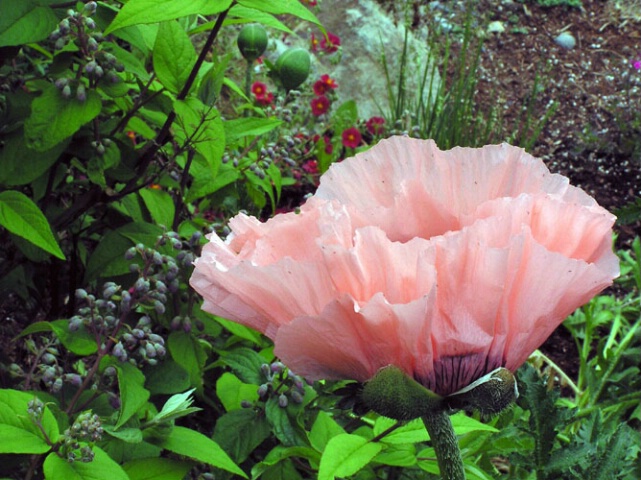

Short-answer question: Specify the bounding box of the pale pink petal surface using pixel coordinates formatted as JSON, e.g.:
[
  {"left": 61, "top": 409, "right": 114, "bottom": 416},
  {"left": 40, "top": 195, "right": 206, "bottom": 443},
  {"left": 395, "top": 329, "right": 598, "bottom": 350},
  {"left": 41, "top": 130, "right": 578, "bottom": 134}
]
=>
[{"left": 190, "top": 136, "right": 619, "bottom": 396}]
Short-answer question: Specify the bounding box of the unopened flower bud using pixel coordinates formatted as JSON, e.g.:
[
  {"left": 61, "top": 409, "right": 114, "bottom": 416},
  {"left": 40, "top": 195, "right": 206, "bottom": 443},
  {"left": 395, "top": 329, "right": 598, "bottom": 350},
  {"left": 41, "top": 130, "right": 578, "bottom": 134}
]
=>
[
  {"left": 42, "top": 353, "right": 57, "bottom": 365},
  {"left": 290, "top": 390, "right": 303, "bottom": 404},
  {"left": 257, "top": 384, "right": 269, "bottom": 398},
  {"left": 278, "top": 393, "right": 288, "bottom": 408},
  {"left": 76, "top": 84, "right": 86, "bottom": 102}
]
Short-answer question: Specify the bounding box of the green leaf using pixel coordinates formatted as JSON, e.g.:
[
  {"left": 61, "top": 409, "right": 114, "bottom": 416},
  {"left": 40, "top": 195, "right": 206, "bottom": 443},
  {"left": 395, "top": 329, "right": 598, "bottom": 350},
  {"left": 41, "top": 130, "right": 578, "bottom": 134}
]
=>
[
  {"left": 123, "top": 458, "right": 192, "bottom": 480},
  {"left": 153, "top": 21, "right": 197, "bottom": 94},
  {"left": 106, "top": 0, "right": 233, "bottom": 34},
  {"left": 0, "top": 389, "right": 59, "bottom": 454},
  {"left": 173, "top": 98, "right": 224, "bottom": 171},
  {"left": 144, "top": 359, "right": 190, "bottom": 395},
  {"left": 151, "top": 389, "right": 201, "bottom": 424},
  {"left": 186, "top": 159, "right": 239, "bottom": 203},
  {"left": 112, "top": 360, "right": 151, "bottom": 429},
  {"left": 0, "top": 0, "right": 58, "bottom": 47},
  {"left": 222, "top": 347, "right": 267, "bottom": 385},
  {"left": 103, "top": 426, "right": 144, "bottom": 444},
  {"left": 139, "top": 188, "right": 175, "bottom": 228},
  {"left": 212, "top": 408, "right": 271, "bottom": 464},
  {"left": 161, "top": 426, "right": 247, "bottom": 478},
  {"left": 18, "top": 320, "right": 97, "bottom": 356},
  {"left": 0, "top": 131, "right": 67, "bottom": 186},
  {"left": 373, "top": 443, "right": 417, "bottom": 467},
  {"left": 265, "top": 397, "right": 307, "bottom": 447},
  {"left": 223, "top": 117, "right": 283, "bottom": 143},
  {"left": 318, "top": 433, "right": 382, "bottom": 480},
  {"left": 25, "top": 85, "right": 101, "bottom": 152},
  {"left": 309, "top": 411, "right": 346, "bottom": 452},
  {"left": 44, "top": 446, "right": 129, "bottom": 480},
  {"left": 216, "top": 372, "right": 259, "bottom": 412},
  {"left": 0, "top": 190, "right": 65, "bottom": 260},
  {"left": 252, "top": 445, "right": 320, "bottom": 479},
  {"left": 225, "top": 5, "right": 293, "bottom": 33},
  {"left": 236, "top": 0, "right": 322, "bottom": 27},
  {"left": 372, "top": 413, "right": 497, "bottom": 445},
  {"left": 167, "top": 332, "right": 206, "bottom": 391}
]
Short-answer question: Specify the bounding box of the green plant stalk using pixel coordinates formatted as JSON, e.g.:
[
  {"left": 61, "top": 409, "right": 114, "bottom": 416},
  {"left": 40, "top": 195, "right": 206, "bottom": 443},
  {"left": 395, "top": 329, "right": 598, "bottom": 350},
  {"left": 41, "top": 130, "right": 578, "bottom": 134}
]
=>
[
  {"left": 532, "top": 350, "right": 581, "bottom": 396},
  {"left": 421, "top": 412, "right": 465, "bottom": 480}
]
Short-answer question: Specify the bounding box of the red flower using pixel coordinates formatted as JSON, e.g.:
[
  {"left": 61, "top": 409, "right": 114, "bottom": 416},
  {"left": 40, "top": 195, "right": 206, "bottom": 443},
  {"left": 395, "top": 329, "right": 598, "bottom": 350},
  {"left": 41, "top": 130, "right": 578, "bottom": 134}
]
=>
[
  {"left": 255, "top": 92, "right": 274, "bottom": 106},
  {"left": 302, "top": 159, "right": 319, "bottom": 174},
  {"left": 301, "top": 0, "right": 318, "bottom": 5},
  {"left": 341, "top": 127, "right": 362, "bottom": 148},
  {"left": 321, "top": 32, "right": 341, "bottom": 54},
  {"left": 311, "top": 95, "right": 330, "bottom": 116},
  {"left": 366, "top": 116, "right": 386, "bottom": 136},
  {"left": 310, "top": 33, "right": 320, "bottom": 52},
  {"left": 313, "top": 74, "right": 338, "bottom": 95},
  {"left": 323, "top": 135, "right": 333, "bottom": 154},
  {"left": 251, "top": 81, "right": 267, "bottom": 98}
]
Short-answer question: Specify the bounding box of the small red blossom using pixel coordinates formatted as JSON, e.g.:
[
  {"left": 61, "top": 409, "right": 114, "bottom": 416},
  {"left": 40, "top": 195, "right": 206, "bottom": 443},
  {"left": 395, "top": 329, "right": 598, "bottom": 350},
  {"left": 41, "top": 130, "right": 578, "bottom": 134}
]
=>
[
  {"left": 301, "top": 0, "right": 317, "bottom": 5},
  {"left": 320, "top": 32, "right": 341, "bottom": 54},
  {"left": 302, "top": 159, "right": 319, "bottom": 174},
  {"left": 313, "top": 74, "right": 338, "bottom": 95},
  {"left": 255, "top": 91, "right": 274, "bottom": 106},
  {"left": 366, "top": 116, "right": 386, "bottom": 136},
  {"left": 341, "top": 127, "right": 362, "bottom": 148},
  {"left": 251, "top": 81, "right": 267, "bottom": 98},
  {"left": 310, "top": 33, "right": 320, "bottom": 52},
  {"left": 323, "top": 135, "right": 333, "bottom": 154},
  {"left": 311, "top": 95, "right": 330, "bottom": 116}
]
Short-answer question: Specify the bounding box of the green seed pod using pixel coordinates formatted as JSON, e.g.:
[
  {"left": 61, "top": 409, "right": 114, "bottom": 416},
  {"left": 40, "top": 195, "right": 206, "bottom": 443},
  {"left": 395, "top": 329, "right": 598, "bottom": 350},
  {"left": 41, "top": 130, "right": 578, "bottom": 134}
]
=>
[
  {"left": 237, "top": 24, "right": 268, "bottom": 62},
  {"left": 276, "top": 47, "right": 311, "bottom": 91}
]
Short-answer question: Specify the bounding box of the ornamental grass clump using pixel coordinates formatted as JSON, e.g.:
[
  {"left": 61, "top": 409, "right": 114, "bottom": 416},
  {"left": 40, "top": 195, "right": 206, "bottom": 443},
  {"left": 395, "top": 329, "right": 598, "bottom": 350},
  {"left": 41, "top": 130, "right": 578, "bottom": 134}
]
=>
[{"left": 191, "top": 136, "right": 618, "bottom": 478}]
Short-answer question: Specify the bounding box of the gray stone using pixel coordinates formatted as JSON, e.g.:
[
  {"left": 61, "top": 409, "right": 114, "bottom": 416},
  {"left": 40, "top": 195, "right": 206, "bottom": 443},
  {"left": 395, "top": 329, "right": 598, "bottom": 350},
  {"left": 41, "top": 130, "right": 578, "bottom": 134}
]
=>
[{"left": 298, "top": 0, "right": 439, "bottom": 119}]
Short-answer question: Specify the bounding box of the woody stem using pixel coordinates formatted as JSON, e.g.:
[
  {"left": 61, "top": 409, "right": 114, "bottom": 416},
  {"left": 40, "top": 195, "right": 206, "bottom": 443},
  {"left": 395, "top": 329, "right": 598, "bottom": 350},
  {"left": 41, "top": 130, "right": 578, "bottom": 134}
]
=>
[{"left": 421, "top": 411, "right": 465, "bottom": 480}]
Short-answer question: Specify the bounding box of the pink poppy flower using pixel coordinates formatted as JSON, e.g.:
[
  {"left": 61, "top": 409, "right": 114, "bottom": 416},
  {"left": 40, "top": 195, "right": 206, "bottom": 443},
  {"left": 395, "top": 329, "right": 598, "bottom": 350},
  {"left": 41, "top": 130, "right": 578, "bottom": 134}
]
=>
[
  {"left": 341, "top": 127, "right": 362, "bottom": 148},
  {"left": 310, "top": 95, "right": 330, "bottom": 116},
  {"left": 190, "top": 137, "right": 618, "bottom": 396}
]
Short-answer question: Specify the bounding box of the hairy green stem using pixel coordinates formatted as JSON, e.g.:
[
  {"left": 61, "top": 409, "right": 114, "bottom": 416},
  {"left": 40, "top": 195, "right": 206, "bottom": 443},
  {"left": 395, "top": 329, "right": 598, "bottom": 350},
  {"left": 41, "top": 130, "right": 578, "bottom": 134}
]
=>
[{"left": 422, "top": 411, "right": 465, "bottom": 480}]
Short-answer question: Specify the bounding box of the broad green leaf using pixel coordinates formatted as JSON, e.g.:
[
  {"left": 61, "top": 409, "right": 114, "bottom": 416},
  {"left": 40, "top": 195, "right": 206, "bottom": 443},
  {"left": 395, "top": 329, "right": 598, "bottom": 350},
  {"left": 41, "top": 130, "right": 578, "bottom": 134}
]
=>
[
  {"left": 265, "top": 397, "right": 307, "bottom": 447},
  {"left": 373, "top": 443, "right": 417, "bottom": 467},
  {"left": 0, "top": 190, "right": 65, "bottom": 260},
  {"left": 213, "top": 408, "right": 271, "bottom": 464},
  {"left": 152, "top": 389, "right": 201, "bottom": 424},
  {"left": 25, "top": 85, "right": 101, "bottom": 151},
  {"left": 252, "top": 445, "right": 320, "bottom": 478},
  {"left": 113, "top": 361, "right": 151, "bottom": 429},
  {"left": 168, "top": 332, "right": 206, "bottom": 391},
  {"left": 223, "top": 117, "right": 283, "bottom": 143},
  {"left": 211, "top": 315, "right": 262, "bottom": 345},
  {"left": 144, "top": 359, "right": 190, "bottom": 395},
  {"left": 236, "top": 0, "right": 322, "bottom": 27},
  {"left": 123, "top": 458, "right": 192, "bottom": 480},
  {"left": 318, "top": 433, "right": 382, "bottom": 480},
  {"left": 44, "top": 446, "right": 129, "bottom": 480},
  {"left": 222, "top": 347, "right": 267, "bottom": 385},
  {"left": 223, "top": 5, "right": 293, "bottom": 33},
  {"left": 105, "top": 43, "right": 150, "bottom": 81},
  {"left": 84, "top": 222, "right": 163, "bottom": 282},
  {"left": 106, "top": 0, "right": 233, "bottom": 34},
  {"left": 103, "top": 426, "right": 144, "bottom": 444},
  {"left": 18, "top": 320, "right": 97, "bottom": 356},
  {"left": 139, "top": 188, "right": 175, "bottom": 228},
  {"left": 373, "top": 413, "right": 497, "bottom": 445},
  {"left": 186, "top": 159, "right": 239, "bottom": 203},
  {"left": 0, "top": 131, "right": 67, "bottom": 186},
  {"left": 161, "top": 426, "right": 247, "bottom": 478},
  {"left": 0, "top": 0, "right": 58, "bottom": 47},
  {"left": 309, "top": 411, "right": 346, "bottom": 452},
  {"left": 173, "top": 98, "right": 224, "bottom": 170},
  {"left": 216, "top": 372, "right": 259, "bottom": 412},
  {"left": 0, "top": 389, "right": 59, "bottom": 454},
  {"left": 153, "top": 21, "right": 197, "bottom": 94}
]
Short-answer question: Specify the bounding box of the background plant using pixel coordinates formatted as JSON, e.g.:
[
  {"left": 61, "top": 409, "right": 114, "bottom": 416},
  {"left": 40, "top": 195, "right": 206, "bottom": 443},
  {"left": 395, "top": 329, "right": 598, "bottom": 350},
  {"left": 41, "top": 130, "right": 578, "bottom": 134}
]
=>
[{"left": 0, "top": 1, "right": 639, "bottom": 479}]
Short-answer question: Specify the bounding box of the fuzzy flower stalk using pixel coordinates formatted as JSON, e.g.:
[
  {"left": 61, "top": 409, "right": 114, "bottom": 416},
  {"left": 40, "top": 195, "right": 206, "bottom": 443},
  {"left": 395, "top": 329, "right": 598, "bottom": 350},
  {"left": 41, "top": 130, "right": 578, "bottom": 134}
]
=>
[{"left": 191, "top": 137, "right": 618, "bottom": 479}]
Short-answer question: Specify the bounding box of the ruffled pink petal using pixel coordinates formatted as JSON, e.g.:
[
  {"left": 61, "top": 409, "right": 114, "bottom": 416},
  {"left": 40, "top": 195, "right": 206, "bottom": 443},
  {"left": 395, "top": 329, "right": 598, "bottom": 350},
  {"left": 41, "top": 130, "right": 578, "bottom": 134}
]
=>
[{"left": 274, "top": 293, "right": 437, "bottom": 384}]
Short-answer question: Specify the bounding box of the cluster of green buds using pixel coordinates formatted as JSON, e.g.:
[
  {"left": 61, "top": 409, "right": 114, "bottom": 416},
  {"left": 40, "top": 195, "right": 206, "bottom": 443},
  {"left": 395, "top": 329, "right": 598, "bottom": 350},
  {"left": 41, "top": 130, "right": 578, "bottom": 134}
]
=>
[
  {"left": 249, "top": 361, "right": 307, "bottom": 409},
  {"left": 60, "top": 411, "right": 103, "bottom": 463},
  {"left": 112, "top": 315, "right": 166, "bottom": 366}
]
